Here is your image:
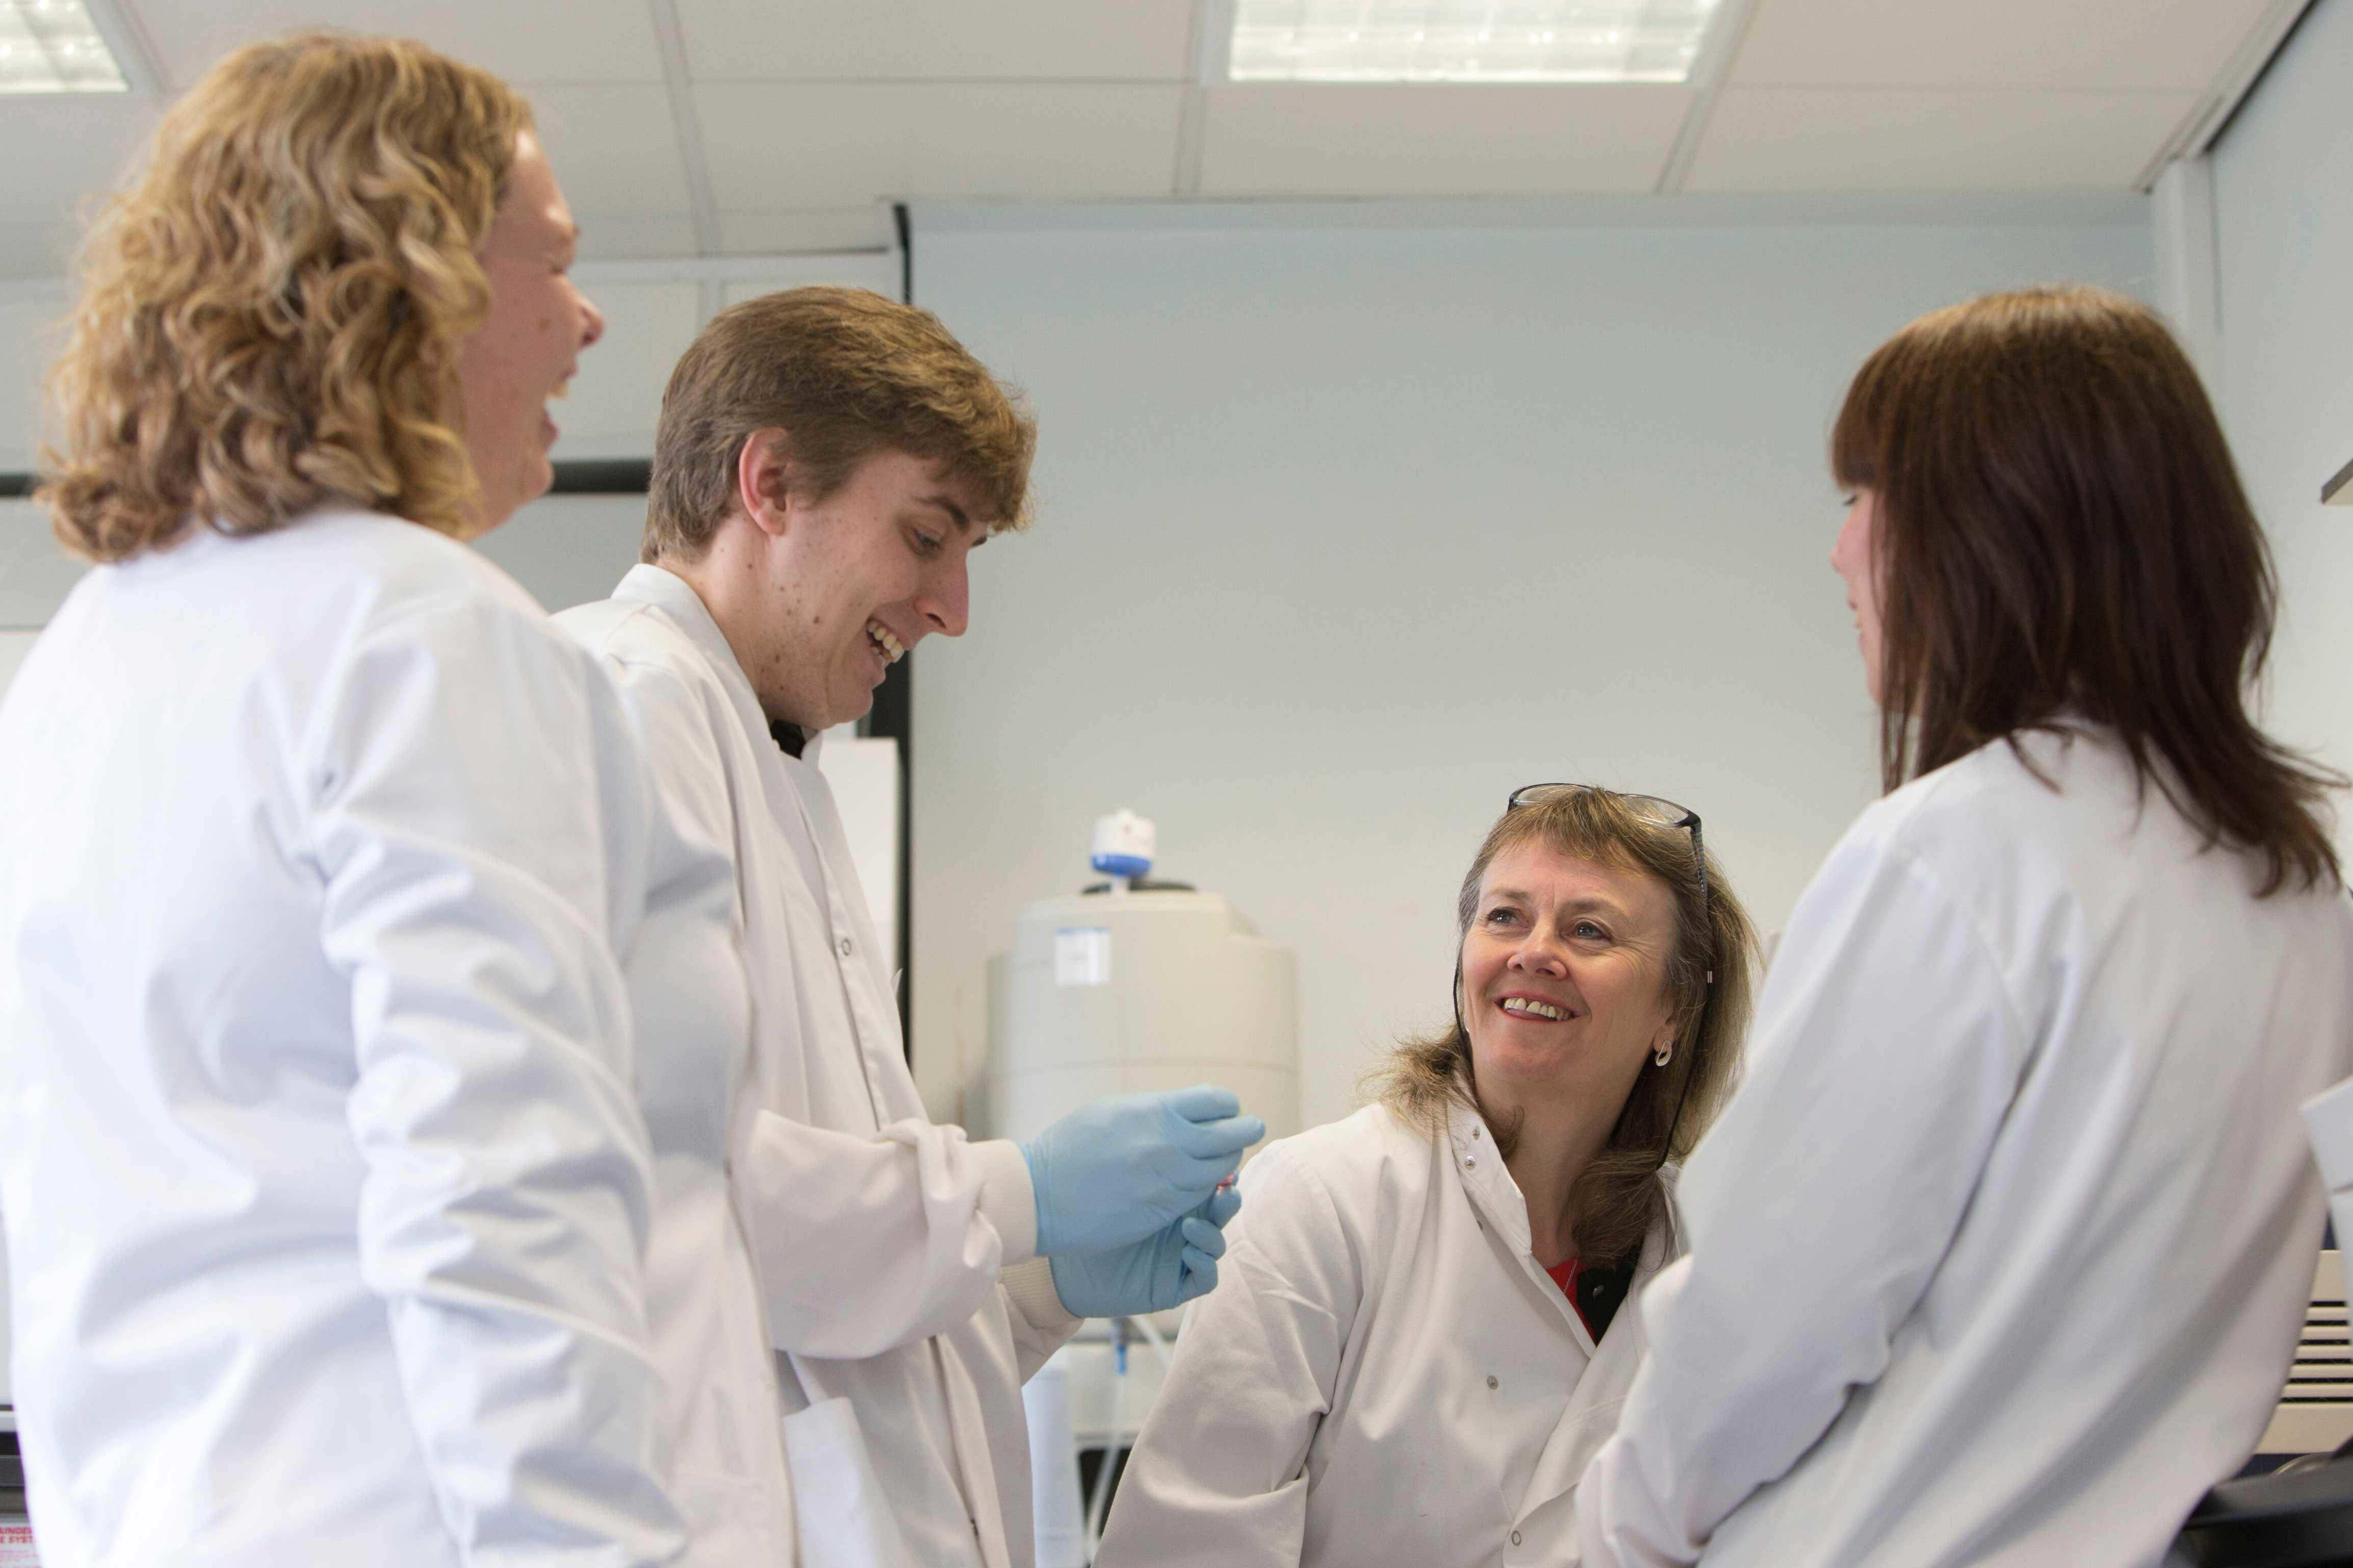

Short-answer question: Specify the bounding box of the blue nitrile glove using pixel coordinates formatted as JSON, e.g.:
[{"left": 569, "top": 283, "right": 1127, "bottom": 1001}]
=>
[
  {"left": 1021, "top": 1084, "right": 1265, "bottom": 1256},
  {"left": 1050, "top": 1187, "right": 1242, "bottom": 1319}
]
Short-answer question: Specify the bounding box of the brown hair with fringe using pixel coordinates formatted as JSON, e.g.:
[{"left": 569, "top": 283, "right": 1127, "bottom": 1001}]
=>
[
  {"left": 1365, "top": 787, "right": 1757, "bottom": 1267},
  {"left": 39, "top": 31, "right": 531, "bottom": 559},
  {"left": 1833, "top": 285, "right": 2342, "bottom": 896},
  {"left": 643, "top": 286, "right": 1037, "bottom": 563}
]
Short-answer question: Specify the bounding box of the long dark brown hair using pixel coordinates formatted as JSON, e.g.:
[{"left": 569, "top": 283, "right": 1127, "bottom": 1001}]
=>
[
  {"left": 1833, "top": 285, "right": 2342, "bottom": 895},
  {"left": 1365, "top": 788, "right": 1757, "bottom": 1267}
]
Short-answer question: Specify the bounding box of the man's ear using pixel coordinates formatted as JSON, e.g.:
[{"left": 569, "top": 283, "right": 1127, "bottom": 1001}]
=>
[{"left": 735, "top": 427, "right": 796, "bottom": 539}]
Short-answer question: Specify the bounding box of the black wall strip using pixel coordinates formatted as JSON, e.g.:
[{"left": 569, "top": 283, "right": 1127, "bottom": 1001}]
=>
[
  {"left": 549, "top": 458, "right": 653, "bottom": 495},
  {"left": 880, "top": 201, "right": 919, "bottom": 1057},
  {"left": 0, "top": 460, "right": 653, "bottom": 501}
]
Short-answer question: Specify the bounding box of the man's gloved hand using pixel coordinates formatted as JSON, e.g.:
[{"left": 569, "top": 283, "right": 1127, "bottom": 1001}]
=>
[
  {"left": 1022, "top": 1084, "right": 1265, "bottom": 1256},
  {"left": 1050, "top": 1187, "right": 1241, "bottom": 1320}
]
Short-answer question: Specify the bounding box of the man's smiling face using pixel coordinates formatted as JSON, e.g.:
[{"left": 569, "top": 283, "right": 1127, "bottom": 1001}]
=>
[{"left": 745, "top": 446, "right": 987, "bottom": 732}]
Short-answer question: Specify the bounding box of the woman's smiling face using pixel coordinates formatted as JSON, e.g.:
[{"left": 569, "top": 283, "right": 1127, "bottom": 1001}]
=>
[{"left": 1460, "top": 839, "right": 1682, "bottom": 1111}]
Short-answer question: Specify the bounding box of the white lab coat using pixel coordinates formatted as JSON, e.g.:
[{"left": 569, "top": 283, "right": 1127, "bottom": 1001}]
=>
[
  {"left": 1098, "top": 1098, "right": 1667, "bottom": 1568},
  {"left": 1577, "top": 725, "right": 2353, "bottom": 1568},
  {"left": 0, "top": 511, "right": 685, "bottom": 1567},
  {"left": 558, "top": 565, "right": 1079, "bottom": 1568},
  {"left": 616, "top": 633, "right": 798, "bottom": 1562}
]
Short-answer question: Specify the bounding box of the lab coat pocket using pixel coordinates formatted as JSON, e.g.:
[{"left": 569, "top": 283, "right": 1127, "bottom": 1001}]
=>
[{"left": 782, "top": 1396, "right": 917, "bottom": 1568}]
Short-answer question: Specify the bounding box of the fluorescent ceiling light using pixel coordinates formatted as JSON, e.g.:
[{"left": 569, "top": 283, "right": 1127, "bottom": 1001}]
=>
[
  {"left": 0, "top": 0, "right": 125, "bottom": 94},
  {"left": 1228, "top": 0, "right": 1724, "bottom": 84}
]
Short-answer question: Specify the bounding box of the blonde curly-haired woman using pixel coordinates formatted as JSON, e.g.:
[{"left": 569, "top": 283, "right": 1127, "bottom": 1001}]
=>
[{"left": 0, "top": 34, "right": 785, "bottom": 1568}]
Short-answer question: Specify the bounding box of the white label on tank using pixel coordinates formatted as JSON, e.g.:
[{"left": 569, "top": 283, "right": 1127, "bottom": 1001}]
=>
[
  {"left": 1054, "top": 926, "right": 1112, "bottom": 987},
  {"left": 0, "top": 1521, "right": 37, "bottom": 1566}
]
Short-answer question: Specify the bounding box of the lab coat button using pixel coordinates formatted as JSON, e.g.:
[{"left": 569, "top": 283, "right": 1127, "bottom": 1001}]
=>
[
  {"left": 1511, "top": 1530, "right": 1523, "bottom": 1547},
  {"left": 1486, "top": 1374, "right": 1499, "bottom": 1390},
  {"left": 1464, "top": 1154, "right": 1477, "bottom": 1168},
  {"left": 837, "top": 935, "right": 854, "bottom": 957}
]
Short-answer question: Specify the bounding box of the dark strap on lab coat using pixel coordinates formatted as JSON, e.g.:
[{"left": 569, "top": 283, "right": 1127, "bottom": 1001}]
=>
[{"left": 1576, "top": 1256, "right": 1636, "bottom": 1341}]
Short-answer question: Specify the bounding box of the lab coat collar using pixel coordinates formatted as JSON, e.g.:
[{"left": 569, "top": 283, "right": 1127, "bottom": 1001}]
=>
[
  {"left": 1434, "top": 1084, "right": 1680, "bottom": 1526},
  {"left": 1444, "top": 1096, "right": 1534, "bottom": 1255},
  {"left": 610, "top": 565, "right": 829, "bottom": 766}
]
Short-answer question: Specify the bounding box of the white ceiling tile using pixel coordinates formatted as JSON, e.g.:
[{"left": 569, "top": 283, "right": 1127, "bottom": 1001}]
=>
[
  {"left": 1687, "top": 87, "right": 2198, "bottom": 192},
  {"left": 577, "top": 214, "right": 704, "bottom": 260},
  {"left": 675, "top": 0, "right": 1196, "bottom": 83},
  {"left": 126, "top": 0, "right": 664, "bottom": 89},
  {"left": 0, "top": 92, "right": 154, "bottom": 210},
  {"left": 0, "top": 93, "right": 156, "bottom": 274},
  {"left": 696, "top": 83, "right": 1184, "bottom": 207},
  {"left": 529, "top": 85, "right": 691, "bottom": 218},
  {"left": 1727, "top": 0, "right": 2278, "bottom": 91},
  {"left": 0, "top": 223, "right": 71, "bottom": 279},
  {"left": 718, "top": 207, "right": 901, "bottom": 255},
  {"left": 1200, "top": 85, "right": 1691, "bottom": 197}
]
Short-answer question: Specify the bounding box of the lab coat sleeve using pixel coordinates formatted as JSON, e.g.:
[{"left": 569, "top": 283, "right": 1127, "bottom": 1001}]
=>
[
  {"left": 739, "top": 1110, "right": 1040, "bottom": 1359},
  {"left": 311, "top": 597, "right": 685, "bottom": 1568},
  {"left": 1576, "top": 825, "right": 2028, "bottom": 1568},
  {"left": 1001, "top": 1258, "right": 1085, "bottom": 1381},
  {"left": 1094, "top": 1144, "right": 1359, "bottom": 1568}
]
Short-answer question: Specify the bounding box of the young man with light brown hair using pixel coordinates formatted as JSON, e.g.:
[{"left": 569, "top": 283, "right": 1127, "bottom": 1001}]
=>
[{"left": 556, "top": 286, "right": 1264, "bottom": 1567}]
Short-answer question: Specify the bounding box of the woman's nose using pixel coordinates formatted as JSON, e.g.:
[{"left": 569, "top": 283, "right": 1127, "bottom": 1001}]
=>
[
  {"left": 577, "top": 288, "right": 607, "bottom": 352},
  {"left": 1507, "top": 941, "right": 1569, "bottom": 978}
]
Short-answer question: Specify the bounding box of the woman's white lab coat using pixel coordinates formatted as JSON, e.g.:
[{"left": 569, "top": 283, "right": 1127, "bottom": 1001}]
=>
[
  {"left": 1577, "top": 726, "right": 2353, "bottom": 1568},
  {"left": 559, "top": 565, "right": 1078, "bottom": 1568},
  {"left": 0, "top": 512, "right": 685, "bottom": 1566},
  {"left": 1097, "top": 1097, "right": 1669, "bottom": 1568},
  {"left": 615, "top": 637, "right": 798, "bottom": 1562}
]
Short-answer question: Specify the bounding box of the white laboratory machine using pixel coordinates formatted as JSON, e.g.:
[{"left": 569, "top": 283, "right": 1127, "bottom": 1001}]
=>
[
  {"left": 986, "top": 812, "right": 1299, "bottom": 1563},
  {"left": 981, "top": 814, "right": 1298, "bottom": 1147}
]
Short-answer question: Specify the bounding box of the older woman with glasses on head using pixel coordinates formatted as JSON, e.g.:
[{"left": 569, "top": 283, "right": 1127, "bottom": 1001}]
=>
[{"left": 1095, "top": 785, "right": 1757, "bottom": 1568}]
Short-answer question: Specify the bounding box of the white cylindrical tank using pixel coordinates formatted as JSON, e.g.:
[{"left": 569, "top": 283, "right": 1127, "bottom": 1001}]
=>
[
  {"left": 1022, "top": 1349, "right": 1085, "bottom": 1568},
  {"left": 982, "top": 888, "right": 1298, "bottom": 1147}
]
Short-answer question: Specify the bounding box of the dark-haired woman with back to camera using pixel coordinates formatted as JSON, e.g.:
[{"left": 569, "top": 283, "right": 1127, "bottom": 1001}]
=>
[{"left": 1577, "top": 286, "right": 2353, "bottom": 1568}]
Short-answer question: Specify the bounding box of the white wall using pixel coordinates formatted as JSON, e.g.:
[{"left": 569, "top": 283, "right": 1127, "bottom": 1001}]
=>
[
  {"left": 906, "top": 203, "right": 2155, "bottom": 1132},
  {"left": 2208, "top": 0, "right": 2353, "bottom": 814}
]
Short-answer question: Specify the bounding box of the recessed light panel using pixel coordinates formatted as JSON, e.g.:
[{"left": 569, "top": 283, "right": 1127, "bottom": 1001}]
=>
[
  {"left": 1229, "top": 0, "right": 1724, "bottom": 84},
  {"left": 0, "top": 0, "right": 125, "bottom": 94}
]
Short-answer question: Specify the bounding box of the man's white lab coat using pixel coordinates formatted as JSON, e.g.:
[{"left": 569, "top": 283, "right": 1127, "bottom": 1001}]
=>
[
  {"left": 0, "top": 512, "right": 686, "bottom": 1566},
  {"left": 1577, "top": 726, "right": 2353, "bottom": 1568},
  {"left": 559, "top": 565, "right": 1079, "bottom": 1568},
  {"left": 1098, "top": 1098, "right": 1667, "bottom": 1568}
]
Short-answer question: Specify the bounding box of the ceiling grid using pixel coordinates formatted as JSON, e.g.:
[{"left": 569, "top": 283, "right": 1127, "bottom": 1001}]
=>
[
  {"left": 0, "top": 0, "right": 2317, "bottom": 275},
  {"left": 642, "top": 0, "right": 721, "bottom": 254}
]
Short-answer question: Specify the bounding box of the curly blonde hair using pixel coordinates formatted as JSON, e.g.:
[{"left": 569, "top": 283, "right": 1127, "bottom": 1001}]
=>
[{"left": 39, "top": 32, "right": 532, "bottom": 561}]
